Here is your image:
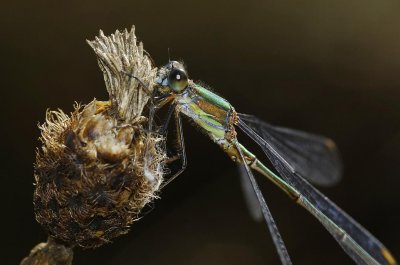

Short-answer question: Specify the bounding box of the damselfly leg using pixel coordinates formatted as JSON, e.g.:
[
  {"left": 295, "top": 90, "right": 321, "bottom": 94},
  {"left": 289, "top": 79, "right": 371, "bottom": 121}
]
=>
[{"left": 160, "top": 110, "right": 187, "bottom": 188}]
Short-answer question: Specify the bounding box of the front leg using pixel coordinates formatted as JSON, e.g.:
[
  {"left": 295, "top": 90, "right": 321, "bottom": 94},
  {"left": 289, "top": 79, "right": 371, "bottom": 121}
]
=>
[{"left": 160, "top": 110, "right": 187, "bottom": 189}]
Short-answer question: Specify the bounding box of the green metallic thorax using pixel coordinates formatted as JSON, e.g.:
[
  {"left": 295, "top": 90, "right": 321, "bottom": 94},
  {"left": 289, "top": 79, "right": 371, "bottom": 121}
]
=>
[{"left": 176, "top": 83, "right": 235, "bottom": 147}]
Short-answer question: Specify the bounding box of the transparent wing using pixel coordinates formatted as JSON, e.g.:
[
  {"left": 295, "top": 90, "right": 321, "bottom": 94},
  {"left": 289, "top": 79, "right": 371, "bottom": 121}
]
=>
[
  {"left": 237, "top": 117, "right": 397, "bottom": 265},
  {"left": 235, "top": 143, "right": 293, "bottom": 265},
  {"left": 238, "top": 164, "right": 263, "bottom": 221},
  {"left": 239, "top": 113, "right": 342, "bottom": 186}
]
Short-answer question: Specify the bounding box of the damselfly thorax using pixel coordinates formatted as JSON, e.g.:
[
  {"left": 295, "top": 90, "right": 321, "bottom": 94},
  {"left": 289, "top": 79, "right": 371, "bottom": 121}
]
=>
[{"left": 156, "top": 61, "right": 238, "bottom": 149}]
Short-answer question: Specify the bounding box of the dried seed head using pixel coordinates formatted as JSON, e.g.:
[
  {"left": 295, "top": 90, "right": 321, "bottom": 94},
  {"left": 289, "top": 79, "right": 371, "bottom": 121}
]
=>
[{"left": 33, "top": 27, "right": 165, "bottom": 249}]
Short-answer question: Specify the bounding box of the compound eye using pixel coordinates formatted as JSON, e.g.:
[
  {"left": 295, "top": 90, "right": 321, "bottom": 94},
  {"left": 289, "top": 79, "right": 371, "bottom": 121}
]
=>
[{"left": 168, "top": 68, "right": 188, "bottom": 93}]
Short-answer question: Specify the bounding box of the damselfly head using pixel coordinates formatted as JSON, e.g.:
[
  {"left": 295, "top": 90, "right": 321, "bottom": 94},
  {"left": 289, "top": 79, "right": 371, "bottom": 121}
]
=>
[{"left": 156, "top": 61, "right": 189, "bottom": 94}]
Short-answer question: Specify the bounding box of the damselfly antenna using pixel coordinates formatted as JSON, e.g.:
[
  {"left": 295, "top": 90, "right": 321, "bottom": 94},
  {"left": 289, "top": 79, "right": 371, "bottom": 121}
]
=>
[{"left": 122, "top": 71, "right": 153, "bottom": 96}]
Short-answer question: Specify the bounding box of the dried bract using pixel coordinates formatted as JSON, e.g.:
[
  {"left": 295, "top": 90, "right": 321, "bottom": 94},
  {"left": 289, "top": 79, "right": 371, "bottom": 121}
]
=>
[{"left": 87, "top": 26, "right": 157, "bottom": 123}]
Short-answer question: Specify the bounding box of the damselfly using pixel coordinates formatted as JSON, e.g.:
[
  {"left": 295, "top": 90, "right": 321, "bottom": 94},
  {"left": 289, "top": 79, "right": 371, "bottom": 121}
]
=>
[{"left": 131, "top": 60, "right": 397, "bottom": 265}]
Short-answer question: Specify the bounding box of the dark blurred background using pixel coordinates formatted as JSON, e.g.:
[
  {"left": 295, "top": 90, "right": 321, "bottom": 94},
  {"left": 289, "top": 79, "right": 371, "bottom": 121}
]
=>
[{"left": 1, "top": 0, "right": 400, "bottom": 264}]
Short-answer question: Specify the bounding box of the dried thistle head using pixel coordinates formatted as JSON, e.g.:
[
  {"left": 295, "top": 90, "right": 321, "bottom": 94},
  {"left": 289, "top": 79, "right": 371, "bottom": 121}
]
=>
[{"left": 33, "top": 27, "right": 165, "bottom": 249}]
